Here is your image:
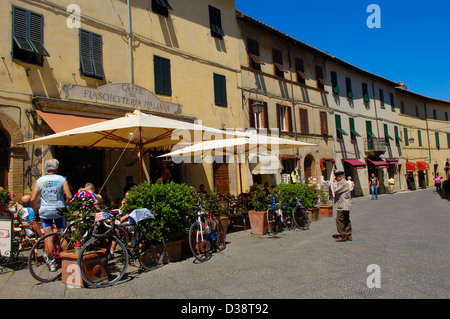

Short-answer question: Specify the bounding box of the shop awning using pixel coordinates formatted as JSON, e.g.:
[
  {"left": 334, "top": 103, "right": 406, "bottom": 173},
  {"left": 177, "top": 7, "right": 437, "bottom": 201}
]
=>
[
  {"left": 366, "top": 158, "right": 390, "bottom": 169},
  {"left": 386, "top": 158, "right": 398, "bottom": 163},
  {"left": 343, "top": 159, "right": 367, "bottom": 169},
  {"left": 249, "top": 154, "right": 282, "bottom": 175},
  {"left": 320, "top": 158, "right": 336, "bottom": 171},
  {"left": 405, "top": 162, "right": 418, "bottom": 172},
  {"left": 416, "top": 161, "right": 429, "bottom": 171},
  {"left": 36, "top": 110, "right": 108, "bottom": 133}
]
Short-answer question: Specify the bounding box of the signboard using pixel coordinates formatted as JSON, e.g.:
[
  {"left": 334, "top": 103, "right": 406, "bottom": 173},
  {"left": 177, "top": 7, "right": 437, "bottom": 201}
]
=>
[
  {"left": 0, "top": 213, "right": 12, "bottom": 258},
  {"left": 60, "top": 83, "right": 182, "bottom": 115}
]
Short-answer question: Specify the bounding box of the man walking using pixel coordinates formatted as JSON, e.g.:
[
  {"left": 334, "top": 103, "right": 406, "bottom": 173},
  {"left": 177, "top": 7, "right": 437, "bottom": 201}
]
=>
[
  {"left": 333, "top": 171, "right": 352, "bottom": 242},
  {"left": 369, "top": 173, "right": 379, "bottom": 200}
]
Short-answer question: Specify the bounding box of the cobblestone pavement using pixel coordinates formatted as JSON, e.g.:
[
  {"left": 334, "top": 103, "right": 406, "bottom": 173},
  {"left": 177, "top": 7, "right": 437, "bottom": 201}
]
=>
[{"left": 1, "top": 188, "right": 449, "bottom": 300}]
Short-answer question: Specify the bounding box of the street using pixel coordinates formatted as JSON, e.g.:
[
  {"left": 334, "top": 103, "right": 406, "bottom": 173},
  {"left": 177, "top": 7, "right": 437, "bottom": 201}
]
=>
[{"left": 0, "top": 188, "right": 449, "bottom": 300}]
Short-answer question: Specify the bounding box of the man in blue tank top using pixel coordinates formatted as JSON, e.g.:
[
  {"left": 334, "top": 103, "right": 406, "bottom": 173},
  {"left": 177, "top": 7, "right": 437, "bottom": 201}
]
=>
[{"left": 31, "top": 158, "right": 72, "bottom": 235}]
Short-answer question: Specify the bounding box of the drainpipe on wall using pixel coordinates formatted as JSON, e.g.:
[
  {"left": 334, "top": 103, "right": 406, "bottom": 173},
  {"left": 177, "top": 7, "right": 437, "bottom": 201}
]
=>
[
  {"left": 127, "top": 0, "right": 133, "bottom": 84},
  {"left": 424, "top": 102, "right": 432, "bottom": 168}
]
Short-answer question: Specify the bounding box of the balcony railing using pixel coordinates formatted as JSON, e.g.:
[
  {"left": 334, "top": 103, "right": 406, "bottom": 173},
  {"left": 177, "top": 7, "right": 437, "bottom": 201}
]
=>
[{"left": 364, "top": 137, "right": 387, "bottom": 153}]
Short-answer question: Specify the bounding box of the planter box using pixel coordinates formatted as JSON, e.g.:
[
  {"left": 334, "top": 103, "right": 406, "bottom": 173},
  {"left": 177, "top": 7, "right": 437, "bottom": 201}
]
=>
[
  {"left": 247, "top": 210, "right": 268, "bottom": 235},
  {"left": 219, "top": 216, "right": 229, "bottom": 242},
  {"left": 318, "top": 205, "right": 333, "bottom": 218},
  {"left": 307, "top": 207, "right": 319, "bottom": 221},
  {"left": 60, "top": 249, "right": 108, "bottom": 288},
  {"left": 163, "top": 239, "right": 183, "bottom": 263}
]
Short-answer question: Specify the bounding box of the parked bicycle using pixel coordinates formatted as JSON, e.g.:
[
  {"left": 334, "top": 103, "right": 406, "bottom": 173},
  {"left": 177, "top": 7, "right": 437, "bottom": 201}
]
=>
[
  {"left": 77, "top": 208, "right": 165, "bottom": 288},
  {"left": 266, "top": 197, "right": 294, "bottom": 236},
  {"left": 27, "top": 207, "right": 92, "bottom": 283},
  {"left": 188, "top": 203, "right": 226, "bottom": 262},
  {"left": 292, "top": 197, "right": 310, "bottom": 230}
]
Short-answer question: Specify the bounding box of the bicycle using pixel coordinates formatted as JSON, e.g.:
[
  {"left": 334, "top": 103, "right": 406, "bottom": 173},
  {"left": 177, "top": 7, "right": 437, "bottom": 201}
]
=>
[
  {"left": 77, "top": 208, "right": 165, "bottom": 288},
  {"left": 266, "top": 197, "right": 294, "bottom": 236},
  {"left": 292, "top": 197, "right": 310, "bottom": 230},
  {"left": 27, "top": 207, "right": 92, "bottom": 283},
  {"left": 188, "top": 203, "right": 226, "bottom": 262}
]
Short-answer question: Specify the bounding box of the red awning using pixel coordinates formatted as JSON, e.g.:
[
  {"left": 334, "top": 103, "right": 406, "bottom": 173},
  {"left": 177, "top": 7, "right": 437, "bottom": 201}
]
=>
[
  {"left": 386, "top": 158, "right": 398, "bottom": 163},
  {"left": 416, "top": 161, "right": 429, "bottom": 171},
  {"left": 36, "top": 110, "right": 108, "bottom": 133},
  {"left": 343, "top": 159, "right": 366, "bottom": 169},
  {"left": 366, "top": 158, "right": 390, "bottom": 169},
  {"left": 320, "top": 158, "right": 336, "bottom": 171},
  {"left": 405, "top": 162, "right": 418, "bottom": 172}
]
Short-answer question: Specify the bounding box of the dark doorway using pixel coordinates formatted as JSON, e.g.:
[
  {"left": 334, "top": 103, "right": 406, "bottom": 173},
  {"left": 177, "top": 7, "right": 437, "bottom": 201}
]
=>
[
  {"left": 0, "top": 130, "right": 10, "bottom": 189},
  {"left": 55, "top": 147, "right": 104, "bottom": 192}
]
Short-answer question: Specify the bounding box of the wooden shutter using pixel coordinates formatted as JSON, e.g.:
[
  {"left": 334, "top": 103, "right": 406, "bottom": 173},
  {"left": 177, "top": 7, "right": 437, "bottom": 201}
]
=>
[
  {"left": 435, "top": 132, "right": 440, "bottom": 149},
  {"left": 213, "top": 162, "right": 229, "bottom": 196},
  {"left": 249, "top": 99, "right": 255, "bottom": 128},
  {"left": 213, "top": 73, "right": 227, "bottom": 106},
  {"left": 287, "top": 106, "right": 293, "bottom": 132},
  {"left": 299, "top": 109, "right": 309, "bottom": 134},
  {"left": 320, "top": 111, "right": 328, "bottom": 135},
  {"left": 262, "top": 102, "right": 269, "bottom": 129},
  {"left": 154, "top": 56, "right": 171, "bottom": 95},
  {"left": 91, "top": 33, "right": 104, "bottom": 77},
  {"left": 13, "top": 7, "right": 34, "bottom": 52},
  {"left": 29, "top": 12, "right": 49, "bottom": 56},
  {"left": 80, "top": 30, "right": 94, "bottom": 76},
  {"left": 209, "top": 5, "right": 224, "bottom": 38}
]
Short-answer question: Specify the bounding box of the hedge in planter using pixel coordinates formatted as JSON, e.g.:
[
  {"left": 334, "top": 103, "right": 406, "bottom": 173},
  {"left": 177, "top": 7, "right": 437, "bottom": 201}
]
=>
[
  {"left": 276, "top": 183, "right": 319, "bottom": 211},
  {"left": 122, "top": 182, "right": 194, "bottom": 243}
]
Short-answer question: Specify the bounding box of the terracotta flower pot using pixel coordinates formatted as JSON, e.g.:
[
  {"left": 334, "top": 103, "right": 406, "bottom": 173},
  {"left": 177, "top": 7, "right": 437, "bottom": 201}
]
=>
[
  {"left": 318, "top": 205, "right": 333, "bottom": 217},
  {"left": 247, "top": 210, "right": 268, "bottom": 235},
  {"left": 163, "top": 239, "right": 183, "bottom": 263},
  {"left": 307, "top": 207, "right": 319, "bottom": 221}
]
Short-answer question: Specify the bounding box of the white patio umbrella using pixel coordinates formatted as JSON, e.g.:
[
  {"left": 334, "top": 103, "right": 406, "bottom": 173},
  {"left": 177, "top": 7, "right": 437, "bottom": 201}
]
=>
[
  {"left": 158, "top": 133, "right": 317, "bottom": 192},
  {"left": 20, "top": 110, "right": 245, "bottom": 182}
]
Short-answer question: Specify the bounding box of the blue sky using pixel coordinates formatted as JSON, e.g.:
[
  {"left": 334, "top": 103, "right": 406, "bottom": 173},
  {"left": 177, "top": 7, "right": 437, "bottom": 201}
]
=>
[{"left": 234, "top": 0, "right": 450, "bottom": 102}]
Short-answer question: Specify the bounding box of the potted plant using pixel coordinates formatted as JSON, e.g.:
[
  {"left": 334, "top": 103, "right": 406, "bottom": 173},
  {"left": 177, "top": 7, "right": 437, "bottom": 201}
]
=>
[
  {"left": 317, "top": 186, "right": 333, "bottom": 218},
  {"left": 0, "top": 189, "right": 12, "bottom": 212},
  {"left": 122, "top": 181, "right": 194, "bottom": 262},
  {"left": 248, "top": 185, "right": 273, "bottom": 235}
]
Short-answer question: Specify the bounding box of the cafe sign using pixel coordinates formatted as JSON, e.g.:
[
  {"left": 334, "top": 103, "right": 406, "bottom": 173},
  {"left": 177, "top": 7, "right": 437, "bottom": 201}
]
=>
[{"left": 60, "top": 83, "right": 182, "bottom": 115}]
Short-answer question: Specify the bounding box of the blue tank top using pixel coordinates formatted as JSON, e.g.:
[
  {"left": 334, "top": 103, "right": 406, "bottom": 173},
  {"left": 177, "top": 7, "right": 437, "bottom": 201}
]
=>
[{"left": 36, "top": 174, "right": 67, "bottom": 219}]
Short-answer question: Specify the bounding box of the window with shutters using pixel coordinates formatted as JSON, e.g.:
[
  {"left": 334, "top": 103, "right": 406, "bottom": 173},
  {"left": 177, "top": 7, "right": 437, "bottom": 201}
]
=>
[
  {"left": 299, "top": 108, "right": 309, "bottom": 134},
  {"left": 379, "top": 88, "right": 385, "bottom": 108},
  {"left": 277, "top": 105, "right": 292, "bottom": 132},
  {"left": 12, "top": 6, "right": 49, "bottom": 66},
  {"left": 213, "top": 73, "right": 227, "bottom": 107},
  {"left": 362, "top": 83, "right": 370, "bottom": 103},
  {"left": 390, "top": 93, "right": 396, "bottom": 112},
  {"left": 247, "top": 38, "right": 264, "bottom": 71},
  {"left": 154, "top": 55, "right": 171, "bottom": 96},
  {"left": 349, "top": 117, "right": 361, "bottom": 141},
  {"left": 315, "top": 65, "right": 326, "bottom": 90},
  {"left": 319, "top": 111, "right": 328, "bottom": 136},
  {"left": 435, "top": 132, "right": 440, "bottom": 149},
  {"left": 273, "top": 48, "right": 287, "bottom": 78},
  {"left": 335, "top": 114, "right": 348, "bottom": 139},
  {"left": 152, "top": 0, "right": 173, "bottom": 17},
  {"left": 295, "top": 58, "right": 308, "bottom": 85},
  {"left": 79, "top": 29, "right": 105, "bottom": 78},
  {"left": 249, "top": 99, "right": 268, "bottom": 130},
  {"left": 330, "top": 71, "right": 339, "bottom": 94},
  {"left": 209, "top": 5, "right": 224, "bottom": 39}
]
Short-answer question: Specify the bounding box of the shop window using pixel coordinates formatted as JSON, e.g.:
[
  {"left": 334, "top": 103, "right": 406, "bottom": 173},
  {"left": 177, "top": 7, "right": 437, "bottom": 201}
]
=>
[
  {"left": 79, "top": 29, "right": 105, "bottom": 78},
  {"left": 154, "top": 55, "right": 171, "bottom": 96},
  {"left": 152, "top": 0, "right": 173, "bottom": 17},
  {"left": 12, "top": 6, "right": 49, "bottom": 66},
  {"left": 209, "top": 5, "right": 224, "bottom": 39},
  {"left": 213, "top": 73, "right": 227, "bottom": 107}
]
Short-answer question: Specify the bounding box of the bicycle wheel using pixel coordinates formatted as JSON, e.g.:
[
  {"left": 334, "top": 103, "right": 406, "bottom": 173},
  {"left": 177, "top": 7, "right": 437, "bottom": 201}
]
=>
[
  {"left": 267, "top": 210, "right": 279, "bottom": 235},
  {"left": 211, "top": 217, "right": 226, "bottom": 252},
  {"left": 293, "top": 206, "right": 310, "bottom": 230},
  {"left": 28, "top": 232, "right": 73, "bottom": 283},
  {"left": 188, "top": 221, "right": 211, "bottom": 262},
  {"left": 137, "top": 225, "right": 165, "bottom": 271},
  {"left": 78, "top": 237, "right": 128, "bottom": 288},
  {"left": 283, "top": 211, "right": 295, "bottom": 230}
]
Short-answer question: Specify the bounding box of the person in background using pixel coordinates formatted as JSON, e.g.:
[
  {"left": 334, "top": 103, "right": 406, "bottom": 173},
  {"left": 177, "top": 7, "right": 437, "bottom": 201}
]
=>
[
  {"left": 369, "top": 173, "right": 380, "bottom": 200},
  {"left": 333, "top": 171, "right": 352, "bottom": 242},
  {"left": 19, "top": 194, "right": 43, "bottom": 238},
  {"left": 434, "top": 173, "right": 443, "bottom": 193}
]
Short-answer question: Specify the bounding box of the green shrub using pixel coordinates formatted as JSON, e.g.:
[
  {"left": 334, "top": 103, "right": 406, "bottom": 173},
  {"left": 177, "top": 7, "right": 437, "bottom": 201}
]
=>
[
  {"left": 276, "top": 183, "right": 319, "bottom": 209},
  {"left": 122, "top": 182, "right": 195, "bottom": 242}
]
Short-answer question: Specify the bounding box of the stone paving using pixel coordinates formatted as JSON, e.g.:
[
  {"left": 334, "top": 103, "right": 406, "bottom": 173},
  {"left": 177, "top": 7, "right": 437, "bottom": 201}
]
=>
[{"left": 1, "top": 188, "right": 449, "bottom": 300}]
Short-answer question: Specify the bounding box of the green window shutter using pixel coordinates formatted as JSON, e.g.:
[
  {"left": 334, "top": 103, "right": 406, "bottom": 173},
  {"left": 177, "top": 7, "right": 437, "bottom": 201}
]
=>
[
  {"left": 91, "top": 33, "right": 105, "bottom": 78},
  {"left": 366, "top": 121, "right": 376, "bottom": 139},
  {"left": 447, "top": 133, "right": 450, "bottom": 148},
  {"left": 345, "top": 77, "right": 353, "bottom": 98},
  {"left": 435, "top": 132, "right": 440, "bottom": 149},
  {"left": 335, "top": 114, "right": 348, "bottom": 138},
  {"left": 79, "top": 30, "right": 94, "bottom": 76},
  {"left": 418, "top": 130, "right": 422, "bottom": 146},
  {"left": 349, "top": 118, "right": 361, "bottom": 140},
  {"left": 331, "top": 71, "right": 339, "bottom": 94},
  {"left": 379, "top": 89, "right": 385, "bottom": 107},
  {"left": 390, "top": 93, "right": 395, "bottom": 112},
  {"left": 154, "top": 56, "right": 172, "bottom": 96},
  {"left": 12, "top": 7, "right": 34, "bottom": 53},
  {"left": 404, "top": 128, "right": 409, "bottom": 146},
  {"left": 362, "top": 83, "right": 370, "bottom": 103},
  {"left": 209, "top": 5, "right": 224, "bottom": 38},
  {"left": 155, "top": 0, "right": 173, "bottom": 10},
  {"left": 394, "top": 126, "right": 402, "bottom": 143},
  {"left": 29, "top": 12, "right": 49, "bottom": 56},
  {"left": 213, "top": 73, "right": 227, "bottom": 106},
  {"left": 384, "top": 124, "right": 394, "bottom": 141}
]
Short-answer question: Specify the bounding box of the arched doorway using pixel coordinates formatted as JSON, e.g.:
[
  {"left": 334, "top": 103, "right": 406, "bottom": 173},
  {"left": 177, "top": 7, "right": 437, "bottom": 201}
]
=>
[
  {"left": 0, "top": 129, "right": 10, "bottom": 189},
  {"left": 304, "top": 154, "right": 316, "bottom": 181}
]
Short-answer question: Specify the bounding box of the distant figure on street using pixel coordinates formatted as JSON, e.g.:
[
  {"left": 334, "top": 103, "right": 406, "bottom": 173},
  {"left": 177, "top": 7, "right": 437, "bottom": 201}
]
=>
[
  {"left": 369, "top": 173, "right": 379, "bottom": 200},
  {"left": 333, "top": 171, "right": 352, "bottom": 242},
  {"left": 434, "top": 173, "right": 443, "bottom": 193}
]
